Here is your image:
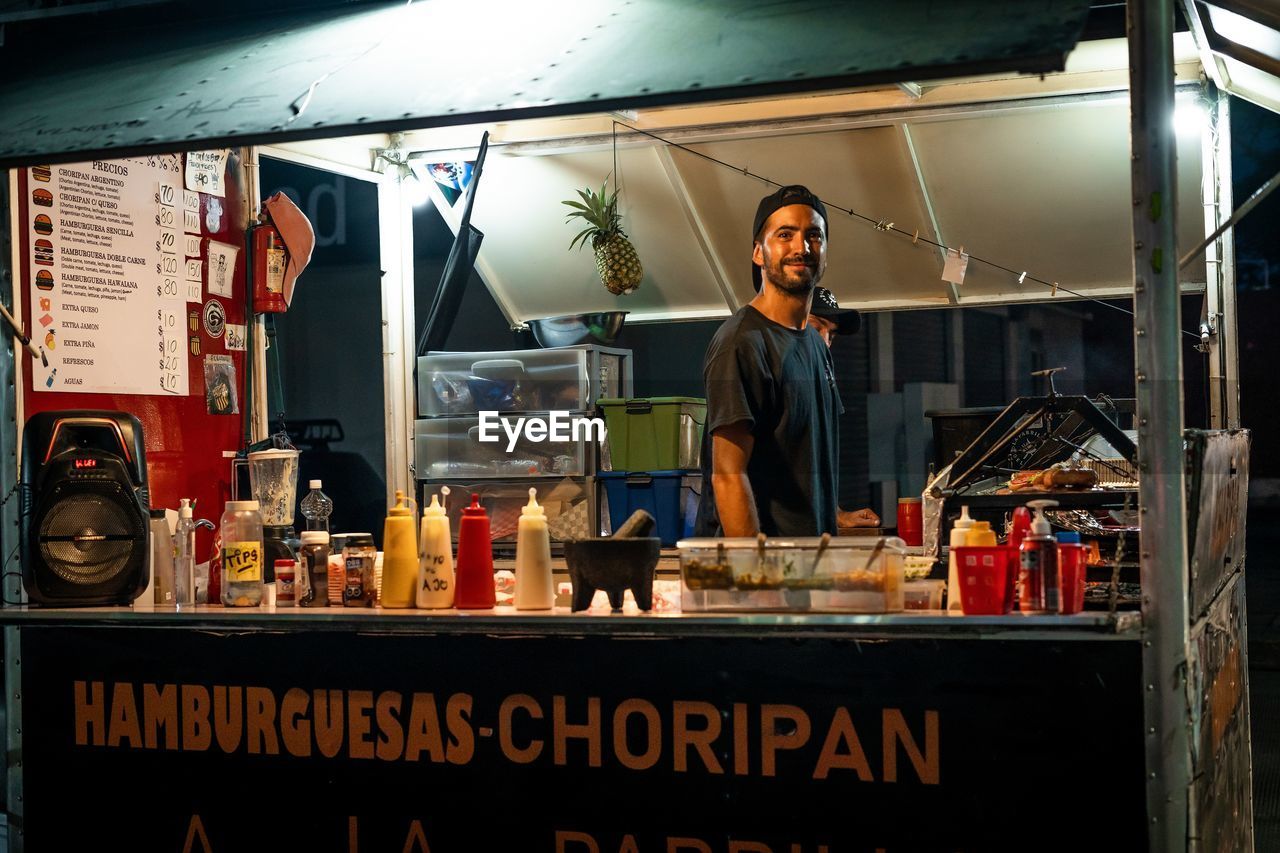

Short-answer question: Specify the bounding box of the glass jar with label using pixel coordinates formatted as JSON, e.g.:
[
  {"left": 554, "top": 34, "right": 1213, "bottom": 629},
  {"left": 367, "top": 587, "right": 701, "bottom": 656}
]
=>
[
  {"left": 342, "top": 533, "right": 377, "bottom": 607},
  {"left": 298, "top": 530, "right": 330, "bottom": 607},
  {"left": 220, "top": 500, "right": 264, "bottom": 607}
]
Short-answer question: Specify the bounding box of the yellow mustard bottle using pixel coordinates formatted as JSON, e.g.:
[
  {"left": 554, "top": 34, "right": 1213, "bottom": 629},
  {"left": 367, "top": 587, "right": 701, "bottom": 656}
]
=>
[
  {"left": 417, "top": 492, "right": 455, "bottom": 609},
  {"left": 380, "top": 489, "right": 418, "bottom": 608},
  {"left": 965, "top": 520, "right": 997, "bottom": 547},
  {"left": 514, "top": 488, "right": 554, "bottom": 610}
]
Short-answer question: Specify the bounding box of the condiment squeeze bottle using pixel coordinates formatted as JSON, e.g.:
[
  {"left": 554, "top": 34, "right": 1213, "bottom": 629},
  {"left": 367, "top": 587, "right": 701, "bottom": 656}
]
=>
[
  {"left": 380, "top": 489, "right": 418, "bottom": 608},
  {"left": 454, "top": 494, "right": 496, "bottom": 609},
  {"left": 514, "top": 488, "right": 554, "bottom": 610},
  {"left": 417, "top": 492, "right": 455, "bottom": 609}
]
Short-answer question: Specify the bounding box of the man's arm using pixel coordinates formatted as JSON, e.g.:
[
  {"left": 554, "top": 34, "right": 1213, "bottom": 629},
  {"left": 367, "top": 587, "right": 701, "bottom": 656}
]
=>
[{"left": 710, "top": 421, "right": 758, "bottom": 537}]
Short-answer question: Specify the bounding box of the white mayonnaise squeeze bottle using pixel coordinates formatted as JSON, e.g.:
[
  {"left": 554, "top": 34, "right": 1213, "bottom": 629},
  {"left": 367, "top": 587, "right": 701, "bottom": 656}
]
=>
[
  {"left": 514, "top": 488, "right": 554, "bottom": 610},
  {"left": 947, "top": 505, "right": 974, "bottom": 612},
  {"left": 417, "top": 493, "right": 455, "bottom": 609}
]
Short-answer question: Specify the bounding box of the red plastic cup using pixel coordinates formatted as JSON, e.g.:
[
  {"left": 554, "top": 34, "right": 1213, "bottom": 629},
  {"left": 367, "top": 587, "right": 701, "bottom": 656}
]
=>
[
  {"left": 1057, "top": 543, "right": 1088, "bottom": 614},
  {"left": 897, "top": 498, "right": 923, "bottom": 547},
  {"left": 953, "top": 546, "right": 1018, "bottom": 615}
]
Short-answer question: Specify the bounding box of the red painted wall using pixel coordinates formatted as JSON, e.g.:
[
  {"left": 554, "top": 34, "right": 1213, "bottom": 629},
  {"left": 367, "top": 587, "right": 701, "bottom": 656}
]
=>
[{"left": 15, "top": 154, "right": 251, "bottom": 549}]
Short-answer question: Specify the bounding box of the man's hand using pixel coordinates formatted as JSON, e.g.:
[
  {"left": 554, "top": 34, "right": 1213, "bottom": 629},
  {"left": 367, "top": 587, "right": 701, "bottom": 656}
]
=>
[
  {"left": 838, "top": 507, "right": 880, "bottom": 528},
  {"left": 710, "top": 422, "right": 758, "bottom": 537}
]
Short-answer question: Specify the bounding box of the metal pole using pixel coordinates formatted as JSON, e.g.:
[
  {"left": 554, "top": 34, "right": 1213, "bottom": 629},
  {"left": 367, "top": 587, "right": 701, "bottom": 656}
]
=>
[{"left": 1128, "top": 1, "right": 1192, "bottom": 849}]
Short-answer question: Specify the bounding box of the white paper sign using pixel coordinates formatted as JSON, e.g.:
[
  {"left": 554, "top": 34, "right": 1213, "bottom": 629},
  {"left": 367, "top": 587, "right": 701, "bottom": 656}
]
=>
[
  {"left": 941, "top": 248, "right": 969, "bottom": 285},
  {"left": 183, "top": 209, "right": 200, "bottom": 234},
  {"left": 183, "top": 234, "right": 201, "bottom": 257},
  {"left": 206, "top": 240, "right": 238, "bottom": 297},
  {"left": 184, "top": 150, "right": 228, "bottom": 197},
  {"left": 225, "top": 323, "right": 247, "bottom": 352},
  {"left": 184, "top": 190, "right": 200, "bottom": 213},
  {"left": 185, "top": 280, "right": 202, "bottom": 303},
  {"left": 29, "top": 158, "right": 188, "bottom": 395}
]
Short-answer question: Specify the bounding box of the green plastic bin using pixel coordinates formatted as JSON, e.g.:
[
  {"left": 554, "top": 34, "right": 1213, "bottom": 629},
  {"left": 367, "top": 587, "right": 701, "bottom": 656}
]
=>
[{"left": 598, "top": 397, "right": 706, "bottom": 471}]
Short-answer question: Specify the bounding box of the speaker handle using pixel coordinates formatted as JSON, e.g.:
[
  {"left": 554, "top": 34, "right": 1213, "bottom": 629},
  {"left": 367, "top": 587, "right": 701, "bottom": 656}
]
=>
[{"left": 43, "top": 417, "right": 133, "bottom": 464}]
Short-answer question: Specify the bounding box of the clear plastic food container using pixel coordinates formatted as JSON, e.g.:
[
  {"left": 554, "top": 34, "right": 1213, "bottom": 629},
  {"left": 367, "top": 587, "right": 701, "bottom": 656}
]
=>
[{"left": 677, "top": 536, "right": 907, "bottom": 613}]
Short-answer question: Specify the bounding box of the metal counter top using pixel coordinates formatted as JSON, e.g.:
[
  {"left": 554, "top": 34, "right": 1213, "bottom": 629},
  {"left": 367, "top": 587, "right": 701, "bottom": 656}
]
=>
[{"left": 0, "top": 603, "right": 1142, "bottom": 640}]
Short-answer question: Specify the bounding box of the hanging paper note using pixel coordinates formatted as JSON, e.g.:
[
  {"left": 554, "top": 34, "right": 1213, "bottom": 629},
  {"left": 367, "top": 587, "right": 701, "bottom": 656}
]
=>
[
  {"left": 206, "top": 240, "right": 239, "bottom": 297},
  {"left": 225, "top": 323, "right": 247, "bottom": 352},
  {"left": 183, "top": 234, "right": 201, "bottom": 257},
  {"left": 941, "top": 248, "right": 969, "bottom": 285},
  {"left": 185, "top": 150, "right": 228, "bottom": 197}
]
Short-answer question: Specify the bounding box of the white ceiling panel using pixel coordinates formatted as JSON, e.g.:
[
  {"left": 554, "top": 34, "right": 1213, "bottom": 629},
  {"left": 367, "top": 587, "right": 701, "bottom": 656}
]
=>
[
  {"left": 667, "top": 127, "right": 949, "bottom": 311},
  {"left": 468, "top": 146, "right": 731, "bottom": 323},
  {"left": 905, "top": 100, "right": 1206, "bottom": 304}
]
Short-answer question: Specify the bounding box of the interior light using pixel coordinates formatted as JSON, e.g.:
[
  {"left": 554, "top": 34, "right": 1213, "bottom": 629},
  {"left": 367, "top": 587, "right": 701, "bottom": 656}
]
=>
[
  {"left": 1174, "top": 100, "right": 1208, "bottom": 136},
  {"left": 405, "top": 177, "right": 434, "bottom": 208}
]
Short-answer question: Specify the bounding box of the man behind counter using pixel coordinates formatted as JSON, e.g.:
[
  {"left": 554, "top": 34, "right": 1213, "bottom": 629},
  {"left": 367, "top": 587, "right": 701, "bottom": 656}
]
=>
[{"left": 695, "top": 185, "right": 843, "bottom": 537}]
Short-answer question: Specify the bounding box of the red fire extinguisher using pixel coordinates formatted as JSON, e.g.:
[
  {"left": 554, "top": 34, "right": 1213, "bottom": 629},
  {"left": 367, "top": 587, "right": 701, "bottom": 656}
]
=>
[{"left": 252, "top": 213, "right": 289, "bottom": 313}]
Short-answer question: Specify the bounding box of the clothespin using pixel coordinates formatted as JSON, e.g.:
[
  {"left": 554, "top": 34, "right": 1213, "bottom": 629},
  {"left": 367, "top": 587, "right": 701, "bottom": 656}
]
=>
[
  {"left": 1018, "top": 271, "right": 1027, "bottom": 285},
  {"left": 912, "top": 228, "right": 919, "bottom": 246},
  {"left": 1051, "top": 281, "right": 1059, "bottom": 296}
]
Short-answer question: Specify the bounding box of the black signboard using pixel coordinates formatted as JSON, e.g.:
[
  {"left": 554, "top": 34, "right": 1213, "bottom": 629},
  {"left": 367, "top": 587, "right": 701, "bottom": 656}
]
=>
[{"left": 21, "top": 626, "right": 1146, "bottom": 851}]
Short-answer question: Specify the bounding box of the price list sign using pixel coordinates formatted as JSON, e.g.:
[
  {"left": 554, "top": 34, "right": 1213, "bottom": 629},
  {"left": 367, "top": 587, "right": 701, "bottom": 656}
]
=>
[{"left": 28, "top": 156, "right": 189, "bottom": 395}]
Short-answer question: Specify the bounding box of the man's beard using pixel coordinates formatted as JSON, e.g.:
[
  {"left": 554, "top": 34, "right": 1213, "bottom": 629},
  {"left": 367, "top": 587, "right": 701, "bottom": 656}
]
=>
[{"left": 763, "top": 253, "right": 821, "bottom": 295}]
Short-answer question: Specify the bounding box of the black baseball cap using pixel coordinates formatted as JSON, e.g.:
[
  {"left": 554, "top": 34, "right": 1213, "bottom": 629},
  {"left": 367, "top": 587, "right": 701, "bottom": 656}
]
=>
[
  {"left": 751, "top": 185, "right": 828, "bottom": 291},
  {"left": 808, "top": 286, "right": 861, "bottom": 336}
]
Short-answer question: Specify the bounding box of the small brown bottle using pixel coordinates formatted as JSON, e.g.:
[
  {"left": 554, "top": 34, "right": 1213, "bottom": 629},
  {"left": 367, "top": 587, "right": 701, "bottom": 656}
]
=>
[{"left": 299, "top": 531, "right": 330, "bottom": 607}]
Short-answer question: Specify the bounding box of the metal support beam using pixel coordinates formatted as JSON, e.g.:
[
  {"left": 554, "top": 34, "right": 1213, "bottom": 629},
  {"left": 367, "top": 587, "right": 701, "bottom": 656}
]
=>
[
  {"left": 1128, "top": 2, "right": 1192, "bottom": 849},
  {"left": 2, "top": 171, "right": 23, "bottom": 610},
  {"left": 1214, "top": 94, "right": 1240, "bottom": 429},
  {"left": 654, "top": 146, "right": 739, "bottom": 312},
  {"left": 898, "top": 124, "right": 958, "bottom": 304},
  {"left": 377, "top": 178, "right": 415, "bottom": 503}
]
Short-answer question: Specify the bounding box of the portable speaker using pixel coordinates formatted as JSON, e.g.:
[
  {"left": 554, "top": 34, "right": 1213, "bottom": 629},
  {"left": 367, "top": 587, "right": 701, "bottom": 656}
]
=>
[{"left": 21, "top": 410, "right": 150, "bottom": 606}]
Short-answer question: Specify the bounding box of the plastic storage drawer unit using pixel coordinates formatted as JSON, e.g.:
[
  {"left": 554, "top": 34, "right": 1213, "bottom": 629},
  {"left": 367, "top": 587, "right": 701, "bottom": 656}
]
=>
[
  {"left": 598, "top": 471, "right": 700, "bottom": 547},
  {"left": 598, "top": 397, "right": 706, "bottom": 472}
]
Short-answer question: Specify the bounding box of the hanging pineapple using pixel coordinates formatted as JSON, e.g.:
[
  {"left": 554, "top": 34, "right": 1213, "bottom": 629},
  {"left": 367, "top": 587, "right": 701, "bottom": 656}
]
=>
[{"left": 563, "top": 182, "right": 644, "bottom": 295}]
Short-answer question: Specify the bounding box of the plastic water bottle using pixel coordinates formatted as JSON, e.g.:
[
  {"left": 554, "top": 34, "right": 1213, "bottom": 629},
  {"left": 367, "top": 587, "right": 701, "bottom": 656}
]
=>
[{"left": 300, "top": 480, "right": 333, "bottom": 532}]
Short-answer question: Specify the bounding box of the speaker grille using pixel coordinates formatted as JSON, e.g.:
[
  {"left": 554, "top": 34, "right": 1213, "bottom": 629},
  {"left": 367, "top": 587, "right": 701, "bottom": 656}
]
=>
[{"left": 37, "top": 482, "right": 144, "bottom": 587}]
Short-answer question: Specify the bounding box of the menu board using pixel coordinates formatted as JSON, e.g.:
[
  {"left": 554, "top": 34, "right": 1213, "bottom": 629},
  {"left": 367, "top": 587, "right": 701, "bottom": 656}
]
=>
[{"left": 27, "top": 157, "right": 188, "bottom": 395}]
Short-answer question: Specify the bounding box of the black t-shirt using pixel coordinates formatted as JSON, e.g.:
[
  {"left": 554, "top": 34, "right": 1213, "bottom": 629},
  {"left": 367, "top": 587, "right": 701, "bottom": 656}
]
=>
[{"left": 695, "top": 305, "right": 843, "bottom": 536}]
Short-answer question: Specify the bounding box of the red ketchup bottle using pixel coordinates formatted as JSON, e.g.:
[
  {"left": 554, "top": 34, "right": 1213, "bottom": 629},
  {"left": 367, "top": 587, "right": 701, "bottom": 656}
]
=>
[{"left": 454, "top": 494, "right": 497, "bottom": 609}]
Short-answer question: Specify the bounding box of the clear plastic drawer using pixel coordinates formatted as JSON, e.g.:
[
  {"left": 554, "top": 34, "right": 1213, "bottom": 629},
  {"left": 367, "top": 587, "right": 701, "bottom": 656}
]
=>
[
  {"left": 417, "top": 345, "right": 632, "bottom": 416},
  {"left": 414, "top": 415, "right": 596, "bottom": 479},
  {"left": 418, "top": 478, "right": 601, "bottom": 545}
]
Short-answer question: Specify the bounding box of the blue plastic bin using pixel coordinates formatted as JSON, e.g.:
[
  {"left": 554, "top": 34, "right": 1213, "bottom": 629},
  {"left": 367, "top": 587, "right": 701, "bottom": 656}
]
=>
[{"left": 598, "top": 470, "right": 701, "bottom": 546}]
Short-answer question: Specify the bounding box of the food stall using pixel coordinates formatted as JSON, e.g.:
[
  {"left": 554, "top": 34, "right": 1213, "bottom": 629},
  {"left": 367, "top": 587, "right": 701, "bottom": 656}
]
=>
[{"left": 0, "top": 0, "right": 1270, "bottom": 849}]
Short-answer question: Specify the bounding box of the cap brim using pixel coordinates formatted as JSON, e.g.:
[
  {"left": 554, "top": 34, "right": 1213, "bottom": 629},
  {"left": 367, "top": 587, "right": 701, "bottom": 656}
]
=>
[{"left": 811, "top": 307, "right": 861, "bottom": 335}]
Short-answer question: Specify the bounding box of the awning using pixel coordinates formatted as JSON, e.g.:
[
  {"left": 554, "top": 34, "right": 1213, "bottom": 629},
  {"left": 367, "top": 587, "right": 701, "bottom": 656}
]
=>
[{"left": 0, "top": 0, "right": 1092, "bottom": 168}]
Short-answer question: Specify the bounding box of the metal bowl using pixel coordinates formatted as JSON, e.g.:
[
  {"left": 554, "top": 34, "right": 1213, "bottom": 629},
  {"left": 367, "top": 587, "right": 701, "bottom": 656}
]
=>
[{"left": 527, "top": 311, "right": 628, "bottom": 348}]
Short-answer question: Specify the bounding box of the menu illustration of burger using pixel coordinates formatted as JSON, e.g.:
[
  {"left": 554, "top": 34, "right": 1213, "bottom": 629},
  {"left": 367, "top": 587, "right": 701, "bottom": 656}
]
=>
[{"left": 27, "top": 160, "right": 187, "bottom": 396}]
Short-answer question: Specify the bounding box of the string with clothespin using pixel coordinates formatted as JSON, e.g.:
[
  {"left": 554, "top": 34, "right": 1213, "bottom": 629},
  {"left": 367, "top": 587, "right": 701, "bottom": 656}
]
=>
[{"left": 611, "top": 121, "right": 1200, "bottom": 341}]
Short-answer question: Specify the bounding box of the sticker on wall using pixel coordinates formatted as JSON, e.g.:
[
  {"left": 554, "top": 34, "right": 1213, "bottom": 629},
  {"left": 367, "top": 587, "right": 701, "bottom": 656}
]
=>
[
  {"left": 225, "top": 323, "right": 246, "bottom": 352},
  {"left": 205, "top": 197, "right": 224, "bottom": 233},
  {"left": 185, "top": 150, "right": 228, "bottom": 198},
  {"left": 202, "top": 299, "right": 226, "bottom": 339},
  {"left": 206, "top": 240, "right": 238, "bottom": 297},
  {"left": 189, "top": 335, "right": 202, "bottom": 357},
  {"left": 188, "top": 310, "right": 200, "bottom": 333},
  {"left": 203, "top": 354, "right": 238, "bottom": 415}
]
